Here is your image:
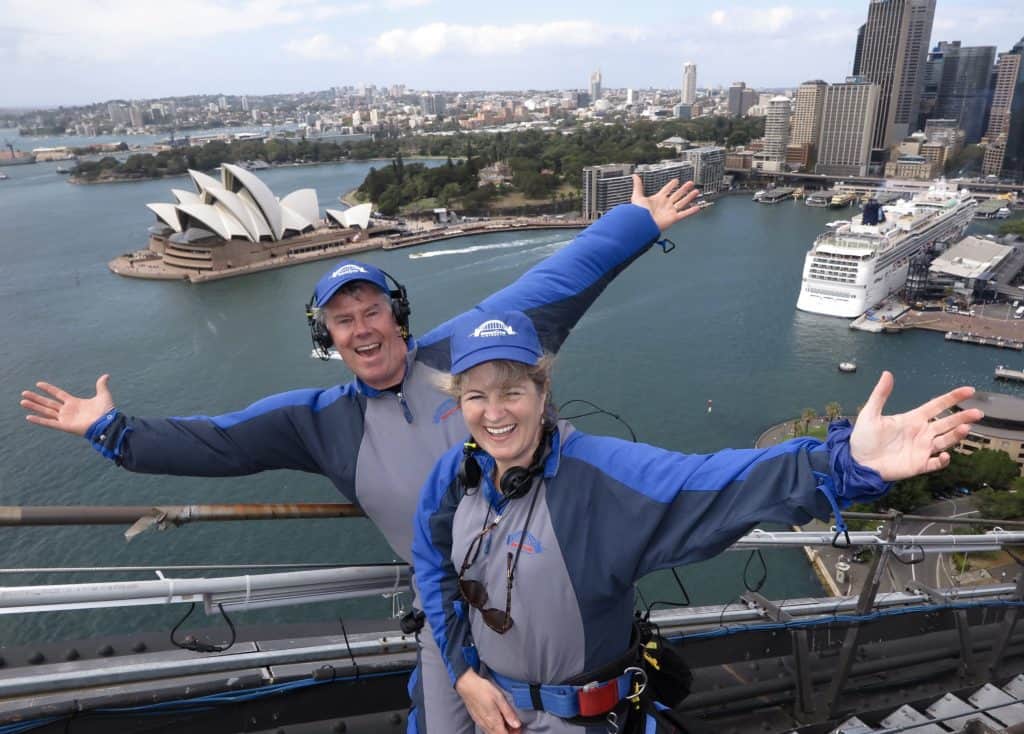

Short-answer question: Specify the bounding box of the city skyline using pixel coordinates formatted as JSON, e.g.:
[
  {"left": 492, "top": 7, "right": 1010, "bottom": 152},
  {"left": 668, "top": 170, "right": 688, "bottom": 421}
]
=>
[{"left": 1, "top": 0, "right": 1021, "bottom": 108}]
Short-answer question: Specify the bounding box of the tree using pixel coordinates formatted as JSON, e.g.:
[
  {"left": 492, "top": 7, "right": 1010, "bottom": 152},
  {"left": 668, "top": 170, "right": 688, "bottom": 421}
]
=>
[
  {"left": 966, "top": 449, "right": 1019, "bottom": 490},
  {"left": 879, "top": 475, "right": 931, "bottom": 513},
  {"left": 825, "top": 402, "right": 842, "bottom": 422},
  {"left": 801, "top": 408, "right": 818, "bottom": 434}
]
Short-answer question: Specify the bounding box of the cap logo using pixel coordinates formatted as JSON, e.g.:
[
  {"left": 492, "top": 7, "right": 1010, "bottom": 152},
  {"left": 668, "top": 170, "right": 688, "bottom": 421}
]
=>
[
  {"left": 331, "top": 264, "right": 368, "bottom": 279},
  {"left": 471, "top": 319, "right": 517, "bottom": 338}
]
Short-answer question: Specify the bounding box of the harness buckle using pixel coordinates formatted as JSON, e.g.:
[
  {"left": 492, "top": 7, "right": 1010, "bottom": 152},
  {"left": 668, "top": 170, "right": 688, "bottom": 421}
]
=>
[{"left": 577, "top": 678, "right": 621, "bottom": 717}]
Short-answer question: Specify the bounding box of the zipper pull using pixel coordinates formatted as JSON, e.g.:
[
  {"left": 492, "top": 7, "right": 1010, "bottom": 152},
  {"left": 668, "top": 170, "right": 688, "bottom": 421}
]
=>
[{"left": 396, "top": 391, "right": 413, "bottom": 423}]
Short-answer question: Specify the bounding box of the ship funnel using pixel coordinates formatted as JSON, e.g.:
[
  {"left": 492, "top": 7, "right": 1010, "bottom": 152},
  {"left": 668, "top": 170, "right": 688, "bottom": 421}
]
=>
[{"left": 862, "top": 198, "right": 881, "bottom": 226}]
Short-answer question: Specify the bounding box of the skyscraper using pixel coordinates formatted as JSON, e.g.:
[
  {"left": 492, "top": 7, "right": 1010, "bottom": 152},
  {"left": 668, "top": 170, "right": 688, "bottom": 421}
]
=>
[
  {"left": 763, "top": 97, "right": 792, "bottom": 158},
  {"left": 854, "top": 0, "right": 936, "bottom": 151},
  {"left": 682, "top": 62, "right": 697, "bottom": 105},
  {"left": 925, "top": 41, "right": 996, "bottom": 142},
  {"left": 589, "top": 70, "right": 602, "bottom": 103},
  {"left": 982, "top": 39, "right": 1024, "bottom": 180},
  {"left": 791, "top": 80, "right": 828, "bottom": 148},
  {"left": 816, "top": 78, "right": 881, "bottom": 176}
]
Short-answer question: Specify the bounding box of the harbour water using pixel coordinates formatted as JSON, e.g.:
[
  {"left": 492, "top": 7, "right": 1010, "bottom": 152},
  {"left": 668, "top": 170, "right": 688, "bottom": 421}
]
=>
[{"left": 1, "top": 160, "right": 1021, "bottom": 646}]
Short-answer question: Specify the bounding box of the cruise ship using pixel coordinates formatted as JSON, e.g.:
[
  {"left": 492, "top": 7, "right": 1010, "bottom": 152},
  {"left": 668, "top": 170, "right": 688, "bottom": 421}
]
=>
[{"left": 796, "top": 180, "right": 977, "bottom": 318}]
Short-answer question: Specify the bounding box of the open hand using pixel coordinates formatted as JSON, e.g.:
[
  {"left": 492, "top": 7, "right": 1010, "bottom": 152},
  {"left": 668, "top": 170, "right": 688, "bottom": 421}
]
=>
[
  {"left": 20, "top": 375, "right": 115, "bottom": 437},
  {"left": 631, "top": 175, "right": 703, "bottom": 232},
  {"left": 455, "top": 669, "right": 522, "bottom": 734},
  {"left": 850, "top": 371, "right": 984, "bottom": 481}
]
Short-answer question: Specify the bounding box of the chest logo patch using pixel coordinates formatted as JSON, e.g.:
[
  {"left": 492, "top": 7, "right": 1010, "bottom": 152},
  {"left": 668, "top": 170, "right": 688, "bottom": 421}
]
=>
[
  {"left": 506, "top": 531, "right": 542, "bottom": 555},
  {"left": 433, "top": 398, "right": 460, "bottom": 424}
]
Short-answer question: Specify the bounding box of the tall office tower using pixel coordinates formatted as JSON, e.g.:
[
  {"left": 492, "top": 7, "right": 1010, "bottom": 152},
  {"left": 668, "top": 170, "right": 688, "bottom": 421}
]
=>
[
  {"left": 855, "top": 0, "right": 936, "bottom": 150},
  {"left": 982, "top": 40, "right": 1024, "bottom": 179},
  {"left": 791, "top": 80, "right": 828, "bottom": 147},
  {"left": 589, "top": 70, "right": 602, "bottom": 102},
  {"left": 815, "top": 78, "right": 881, "bottom": 176},
  {"left": 925, "top": 41, "right": 997, "bottom": 142},
  {"left": 727, "top": 82, "right": 756, "bottom": 117},
  {"left": 763, "top": 96, "right": 793, "bottom": 158},
  {"left": 682, "top": 62, "right": 697, "bottom": 104},
  {"left": 626, "top": 88, "right": 634, "bottom": 106},
  {"left": 240, "top": 96, "right": 250, "bottom": 112},
  {"left": 853, "top": 24, "right": 866, "bottom": 75},
  {"left": 128, "top": 103, "right": 144, "bottom": 129}
]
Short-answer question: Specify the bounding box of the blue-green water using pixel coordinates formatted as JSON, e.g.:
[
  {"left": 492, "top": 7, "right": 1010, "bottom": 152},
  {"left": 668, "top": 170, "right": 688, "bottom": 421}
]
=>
[{"left": 1, "top": 162, "right": 1021, "bottom": 645}]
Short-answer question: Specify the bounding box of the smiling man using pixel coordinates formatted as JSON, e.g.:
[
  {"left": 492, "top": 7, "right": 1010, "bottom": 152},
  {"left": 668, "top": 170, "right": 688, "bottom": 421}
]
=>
[{"left": 20, "top": 177, "right": 704, "bottom": 734}]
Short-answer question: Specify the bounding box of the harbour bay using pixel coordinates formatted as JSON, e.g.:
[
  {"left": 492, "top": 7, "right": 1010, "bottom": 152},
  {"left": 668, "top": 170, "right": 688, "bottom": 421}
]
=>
[{"left": 0, "top": 160, "right": 1019, "bottom": 645}]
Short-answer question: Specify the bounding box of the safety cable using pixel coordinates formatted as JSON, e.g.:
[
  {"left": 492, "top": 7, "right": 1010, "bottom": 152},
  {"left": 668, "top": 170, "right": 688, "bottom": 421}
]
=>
[
  {"left": 742, "top": 550, "right": 768, "bottom": 592},
  {"left": 338, "top": 616, "right": 360, "bottom": 681},
  {"left": 558, "top": 399, "right": 638, "bottom": 442},
  {"left": 169, "top": 602, "right": 237, "bottom": 654},
  {"left": 639, "top": 567, "right": 692, "bottom": 620}
]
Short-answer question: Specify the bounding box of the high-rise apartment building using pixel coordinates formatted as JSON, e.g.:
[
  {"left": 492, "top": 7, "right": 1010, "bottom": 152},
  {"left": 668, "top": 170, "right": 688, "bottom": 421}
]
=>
[
  {"left": 791, "top": 80, "right": 828, "bottom": 147},
  {"left": 682, "top": 146, "right": 725, "bottom": 195},
  {"left": 854, "top": 0, "right": 936, "bottom": 151},
  {"left": 582, "top": 161, "right": 694, "bottom": 220},
  {"left": 763, "top": 96, "right": 792, "bottom": 158},
  {"left": 589, "top": 70, "right": 602, "bottom": 103},
  {"left": 816, "top": 78, "right": 881, "bottom": 176},
  {"left": 682, "top": 62, "right": 697, "bottom": 105},
  {"left": 923, "top": 41, "right": 996, "bottom": 142},
  {"left": 982, "top": 41, "right": 1024, "bottom": 179}
]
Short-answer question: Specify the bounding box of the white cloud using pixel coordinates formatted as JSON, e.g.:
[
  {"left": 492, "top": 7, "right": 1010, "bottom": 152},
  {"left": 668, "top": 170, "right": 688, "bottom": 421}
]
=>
[
  {"left": 0, "top": 0, "right": 390, "bottom": 60},
  {"left": 371, "top": 20, "right": 645, "bottom": 58},
  {"left": 283, "top": 33, "right": 350, "bottom": 60}
]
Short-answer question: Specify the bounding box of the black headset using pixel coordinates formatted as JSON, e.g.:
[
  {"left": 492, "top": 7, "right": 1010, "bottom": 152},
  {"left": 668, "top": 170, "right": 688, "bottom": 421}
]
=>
[
  {"left": 458, "top": 428, "right": 553, "bottom": 501},
  {"left": 306, "top": 268, "right": 412, "bottom": 361}
]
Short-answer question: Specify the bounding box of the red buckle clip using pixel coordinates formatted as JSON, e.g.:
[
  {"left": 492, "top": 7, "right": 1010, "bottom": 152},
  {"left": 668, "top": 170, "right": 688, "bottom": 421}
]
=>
[{"left": 577, "top": 679, "right": 619, "bottom": 717}]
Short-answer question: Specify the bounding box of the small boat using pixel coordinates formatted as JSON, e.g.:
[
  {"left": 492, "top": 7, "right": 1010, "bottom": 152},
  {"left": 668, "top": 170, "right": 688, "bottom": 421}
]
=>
[
  {"left": 838, "top": 361, "right": 857, "bottom": 373},
  {"left": 0, "top": 172, "right": 8, "bottom": 180},
  {"left": 55, "top": 165, "right": 72, "bottom": 174},
  {"left": 752, "top": 190, "right": 766, "bottom": 202}
]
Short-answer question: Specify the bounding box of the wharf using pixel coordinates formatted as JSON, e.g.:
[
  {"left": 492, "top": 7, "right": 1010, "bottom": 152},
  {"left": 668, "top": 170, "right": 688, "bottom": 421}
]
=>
[
  {"left": 381, "top": 218, "right": 585, "bottom": 250},
  {"left": 755, "top": 187, "right": 795, "bottom": 204},
  {"left": 887, "top": 306, "right": 1024, "bottom": 344},
  {"left": 995, "top": 365, "right": 1024, "bottom": 382},
  {"left": 945, "top": 331, "right": 1023, "bottom": 350},
  {"left": 849, "top": 300, "right": 910, "bottom": 333}
]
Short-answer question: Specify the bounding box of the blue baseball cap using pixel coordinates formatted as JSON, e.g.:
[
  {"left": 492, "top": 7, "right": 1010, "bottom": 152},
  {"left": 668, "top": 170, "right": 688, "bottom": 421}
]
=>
[
  {"left": 450, "top": 309, "right": 543, "bottom": 375},
  {"left": 313, "top": 261, "right": 389, "bottom": 308}
]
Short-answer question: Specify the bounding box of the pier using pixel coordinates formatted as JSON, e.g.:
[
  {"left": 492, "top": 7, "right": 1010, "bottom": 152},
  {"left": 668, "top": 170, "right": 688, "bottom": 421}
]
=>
[
  {"left": 945, "top": 330, "right": 1024, "bottom": 350},
  {"left": 995, "top": 365, "right": 1024, "bottom": 382}
]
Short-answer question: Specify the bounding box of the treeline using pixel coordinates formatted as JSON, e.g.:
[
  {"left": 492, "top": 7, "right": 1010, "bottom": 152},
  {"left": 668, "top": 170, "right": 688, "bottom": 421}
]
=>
[
  {"left": 848, "top": 448, "right": 1023, "bottom": 523},
  {"left": 356, "top": 154, "right": 497, "bottom": 215},
  {"left": 352, "top": 117, "right": 764, "bottom": 215},
  {"left": 73, "top": 137, "right": 352, "bottom": 181}
]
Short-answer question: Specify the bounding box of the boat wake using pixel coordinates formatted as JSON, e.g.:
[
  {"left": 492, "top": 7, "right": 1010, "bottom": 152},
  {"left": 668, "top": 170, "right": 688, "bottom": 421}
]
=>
[{"left": 408, "top": 237, "right": 563, "bottom": 259}]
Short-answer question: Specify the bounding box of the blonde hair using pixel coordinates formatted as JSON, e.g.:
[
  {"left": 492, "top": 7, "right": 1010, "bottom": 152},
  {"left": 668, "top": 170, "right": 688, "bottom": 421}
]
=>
[{"left": 441, "top": 355, "right": 558, "bottom": 424}]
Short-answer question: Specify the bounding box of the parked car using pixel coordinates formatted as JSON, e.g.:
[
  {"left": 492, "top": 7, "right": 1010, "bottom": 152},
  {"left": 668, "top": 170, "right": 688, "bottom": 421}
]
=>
[{"left": 955, "top": 487, "right": 971, "bottom": 496}]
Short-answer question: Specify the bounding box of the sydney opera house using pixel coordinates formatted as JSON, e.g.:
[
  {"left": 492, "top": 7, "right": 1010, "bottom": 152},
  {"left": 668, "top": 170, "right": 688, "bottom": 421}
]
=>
[{"left": 109, "top": 163, "right": 379, "bottom": 282}]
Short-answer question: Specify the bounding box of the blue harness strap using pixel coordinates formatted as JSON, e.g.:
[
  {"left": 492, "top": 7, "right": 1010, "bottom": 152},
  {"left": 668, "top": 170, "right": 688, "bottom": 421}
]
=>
[{"left": 489, "top": 669, "right": 635, "bottom": 719}]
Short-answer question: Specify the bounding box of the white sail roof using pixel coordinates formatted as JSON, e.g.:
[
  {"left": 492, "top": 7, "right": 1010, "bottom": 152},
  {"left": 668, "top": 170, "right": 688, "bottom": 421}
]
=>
[
  {"left": 146, "top": 203, "right": 183, "bottom": 232},
  {"left": 147, "top": 163, "right": 323, "bottom": 243},
  {"left": 325, "top": 203, "right": 372, "bottom": 230},
  {"left": 221, "top": 163, "right": 284, "bottom": 240}
]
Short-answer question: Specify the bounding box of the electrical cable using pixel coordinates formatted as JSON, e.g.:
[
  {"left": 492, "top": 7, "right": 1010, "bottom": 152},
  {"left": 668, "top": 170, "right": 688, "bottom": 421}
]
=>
[{"left": 558, "top": 399, "right": 638, "bottom": 442}]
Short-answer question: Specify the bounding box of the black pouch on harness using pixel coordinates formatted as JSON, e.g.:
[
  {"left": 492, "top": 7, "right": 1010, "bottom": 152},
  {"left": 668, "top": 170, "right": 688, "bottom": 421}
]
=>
[{"left": 637, "top": 618, "right": 693, "bottom": 709}]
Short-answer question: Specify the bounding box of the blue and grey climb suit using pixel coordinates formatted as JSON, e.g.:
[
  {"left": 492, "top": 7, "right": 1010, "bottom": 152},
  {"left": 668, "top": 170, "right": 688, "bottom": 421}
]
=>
[
  {"left": 83, "top": 205, "right": 664, "bottom": 734},
  {"left": 413, "top": 420, "right": 890, "bottom": 733}
]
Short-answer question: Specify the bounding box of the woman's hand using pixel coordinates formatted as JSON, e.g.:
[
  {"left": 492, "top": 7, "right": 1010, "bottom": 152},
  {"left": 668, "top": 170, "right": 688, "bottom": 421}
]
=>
[
  {"left": 20, "top": 375, "right": 115, "bottom": 437},
  {"left": 630, "top": 175, "right": 703, "bottom": 232},
  {"left": 455, "top": 669, "right": 522, "bottom": 734},
  {"left": 850, "top": 371, "right": 984, "bottom": 481}
]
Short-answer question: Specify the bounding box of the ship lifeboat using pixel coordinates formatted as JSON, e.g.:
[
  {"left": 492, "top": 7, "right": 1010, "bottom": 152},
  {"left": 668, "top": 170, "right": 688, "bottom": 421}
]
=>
[{"left": 838, "top": 361, "right": 857, "bottom": 373}]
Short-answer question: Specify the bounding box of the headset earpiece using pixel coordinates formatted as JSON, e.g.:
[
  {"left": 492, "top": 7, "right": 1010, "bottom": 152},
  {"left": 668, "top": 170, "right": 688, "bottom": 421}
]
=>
[
  {"left": 386, "top": 279, "right": 412, "bottom": 339},
  {"left": 458, "top": 442, "right": 482, "bottom": 494}
]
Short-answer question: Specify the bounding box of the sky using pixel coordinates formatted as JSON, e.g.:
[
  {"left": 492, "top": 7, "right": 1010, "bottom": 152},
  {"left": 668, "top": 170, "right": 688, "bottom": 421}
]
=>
[{"left": 0, "top": 0, "right": 1022, "bottom": 109}]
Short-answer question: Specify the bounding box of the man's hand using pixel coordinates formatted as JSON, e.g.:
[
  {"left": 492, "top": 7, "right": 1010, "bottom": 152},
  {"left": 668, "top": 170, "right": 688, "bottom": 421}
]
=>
[
  {"left": 455, "top": 669, "right": 522, "bottom": 734},
  {"left": 631, "top": 175, "right": 703, "bottom": 232},
  {"left": 20, "top": 375, "right": 115, "bottom": 437},
  {"left": 850, "top": 371, "right": 984, "bottom": 481}
]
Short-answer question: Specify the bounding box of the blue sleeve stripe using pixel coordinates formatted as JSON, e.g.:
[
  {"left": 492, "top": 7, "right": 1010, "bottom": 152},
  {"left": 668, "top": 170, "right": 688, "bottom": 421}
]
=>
[
  {"left": 561, "top": 432, "right": 826, "bottom": 504},
  {"left": 170, "top": 384, "right": 356, "bottom": 430}
]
